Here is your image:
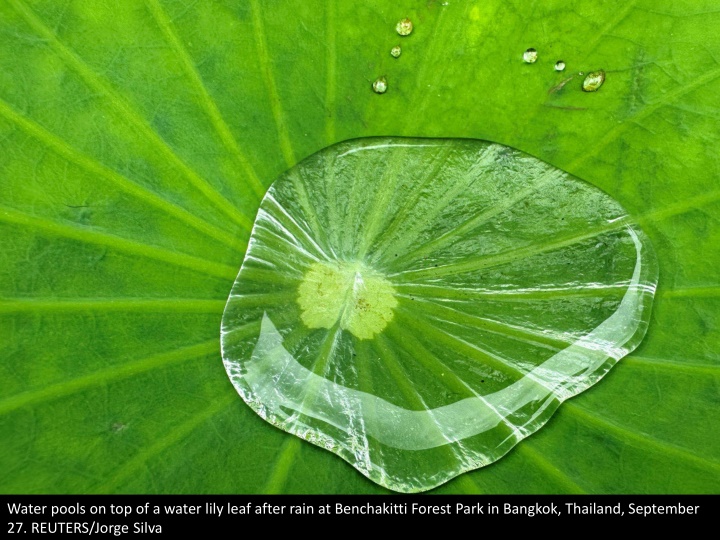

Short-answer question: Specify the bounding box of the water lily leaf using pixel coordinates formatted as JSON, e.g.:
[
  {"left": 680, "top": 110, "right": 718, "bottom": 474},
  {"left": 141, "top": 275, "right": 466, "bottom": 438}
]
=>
[
  {"left": 221, "top": 137, "right": 658, "bottom": 492},
  {"left": 1, "top": 0, "right": 718, "bottom": 494}
]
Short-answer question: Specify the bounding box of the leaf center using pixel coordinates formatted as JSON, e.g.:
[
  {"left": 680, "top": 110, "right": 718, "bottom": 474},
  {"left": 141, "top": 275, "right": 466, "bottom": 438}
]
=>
[{"left": 297, "top": 260, "right": 397, "bottom": 339}]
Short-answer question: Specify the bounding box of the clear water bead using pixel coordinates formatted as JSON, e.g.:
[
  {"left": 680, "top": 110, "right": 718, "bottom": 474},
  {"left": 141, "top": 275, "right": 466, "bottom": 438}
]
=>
[
  {"left": 396, "top": 18, "right": 413, "bottom": 36},
  {"left": 372, "top": 76, "right": 388, "bottom": 94}
]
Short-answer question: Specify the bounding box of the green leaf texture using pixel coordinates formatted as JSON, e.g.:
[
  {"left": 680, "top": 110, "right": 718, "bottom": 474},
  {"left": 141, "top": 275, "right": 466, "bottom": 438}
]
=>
[{"left": 1, "top": 0, "right": 718, "bottom": 494}]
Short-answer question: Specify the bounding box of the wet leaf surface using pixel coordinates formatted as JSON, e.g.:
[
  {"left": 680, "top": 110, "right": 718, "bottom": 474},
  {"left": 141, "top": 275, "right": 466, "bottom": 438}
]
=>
[{"left": 222, "top": 138, "right": 658, "bottom": 492}]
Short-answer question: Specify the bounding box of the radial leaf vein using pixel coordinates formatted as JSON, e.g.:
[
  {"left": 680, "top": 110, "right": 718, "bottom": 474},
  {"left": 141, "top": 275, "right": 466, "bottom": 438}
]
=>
[
  {"left": 371, "top": 334, "right": 485, "bottom": 493},
  {"left": 262, "top": 437, "right": 302, "bottom": 494},
  {"left": 623, "top": 355, "right": 720, "bottom": 374},
  {"left": 636, "top": 188, "right": 720, "bottom": 225},
  {"left": 0, "top": 97, "right": 244, "bottom": 251},
  {"left": 392, "top": 217, "right": 629, "bottom": 280},
  {"left": 392, "top": 314, "right": 494, "bottom": 400},
  {"left": 660, "top": 286, "right": 720, "bottom": 298},
  {"left": 324, "top": 1, "right": 337, "bottom": 144},
  {"left": 402, "top": 5, "right": 453, "bottom": 133},
  {"left": 396, "top": 306, "right": 529, "bottom": 382},
  {"left": 582, "top": 0, "right": 639, "bottom": 59},
  {"left": 249, "top": 0, "right": 296, "bottom": 167},
  {"left": 568, "top": 66, "right": 720, "bottom": 171},
  {"left": 514, "top": 444, "right": 587, "bottom": 493},
  {"left": 96, "top": 395, "right": 235, "bottom": 492},
  {"left": 0, "top": 206, "right": 237, "bottom": 280},
  {"left": 384, "top": 324, "right": 534, "bottom": 469},
  {"left": 0, "top": 339, "right": 220, "bottom": 414},
  {"left": 564, "top": 403, "right": 720, "bottom": 473},
  {"left": 408, "top": 297, "right": 570, "bottom": 352},
  {"left": 357, "top": 148, "right": 411, "bottom": 258},
  {"left": 393, "top": 167, "right": 566, "bottom": 266},
  {"left": 8, "top": 0, "right": 252, "bottom": 229},
  {"left": 389, "top": 146, "right": 504, "bottom": 265},
  {"left": 369, "top": 146, "right": 454, "bottom": 262},
  {"left": 0, "top": 298, "right": 225, "bottom": 313},
  {"left": 145, "top": 0, "right": 265, "bottom": 199},
  {"left": 261, "top": 326, "right": 341, "bottom": 493},
  {"left": 371, "top": 333, "right": 433, "bottom": 410},
  {"left": 396, "top": 282, "right": 628, "bottom": 301}
]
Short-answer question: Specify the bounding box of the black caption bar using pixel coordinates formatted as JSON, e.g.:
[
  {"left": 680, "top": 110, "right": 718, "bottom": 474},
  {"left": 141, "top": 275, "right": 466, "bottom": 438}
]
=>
[{"left": 2, "top": 495, "right": 715, "bottom": 535}]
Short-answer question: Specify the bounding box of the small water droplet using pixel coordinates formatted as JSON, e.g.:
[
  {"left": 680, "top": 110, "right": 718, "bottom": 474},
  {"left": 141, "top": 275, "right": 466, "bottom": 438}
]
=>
[
  {"left": 582, "top": 70, "right": 605, "bottom": 92},
  {"left": 372, "top": 76, "right": 388, "bottom": 94},
  {"left": 554, "top": 60, "right": 566, "bottom": 71},
  {"left": 523, "top": 48, "right": 538, "bottom": 63},
  {"left": 396, "top": 18, "right": 413, "bottom": 36},
  {"left": 390, "top": 45, "right": 402, "bottom": 58}
]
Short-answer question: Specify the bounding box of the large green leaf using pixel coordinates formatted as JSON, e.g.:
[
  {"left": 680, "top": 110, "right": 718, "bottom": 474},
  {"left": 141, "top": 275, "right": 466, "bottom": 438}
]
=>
[{"left": 1, "top": 0, "right": 718, "bottom": 494}]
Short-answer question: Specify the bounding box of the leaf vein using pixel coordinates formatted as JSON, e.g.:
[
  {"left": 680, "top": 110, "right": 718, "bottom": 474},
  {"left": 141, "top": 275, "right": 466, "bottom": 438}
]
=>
[
  {"left": 0, "top": 339, "right": 220, "bottom": 414},
  {"left": 0, "top": 97, "right": 245, "bottom": 252},
  {"left": 0, "top": 206, "right": 237, "bottom": 280},
  {"left": 9, "top": 0, "right": 252, "bottom": 229},
  {"left": 145, "top": 0, "right": 265, "bottom": 199}
]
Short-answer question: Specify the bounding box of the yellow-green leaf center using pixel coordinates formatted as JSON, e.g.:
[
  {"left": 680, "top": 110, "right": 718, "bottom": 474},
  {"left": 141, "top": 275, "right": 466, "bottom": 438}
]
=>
[{"left": 298, "top": 260, "right": 397, "bottom": 340}]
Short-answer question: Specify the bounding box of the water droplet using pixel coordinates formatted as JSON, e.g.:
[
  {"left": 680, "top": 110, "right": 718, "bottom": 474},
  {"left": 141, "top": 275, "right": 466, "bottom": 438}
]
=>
[
  {"left": 372, "top": 76, "right": 388, "bottom": 94},
  {"left": 390, "top": 45, "right": 402, "bottom": 58},
  {"left": 554, "top": 60, "right": 566, "bottom": 72},
  {"left": 221, "top": 136, "right": 659, "bottom": 494},
  {"left": 522, "top": 48, "right": 538, "bottom": 63},
  {"left": 396, "top": 18, "right": 413, "bottom": 36},
  {"left": 582, "top": 70, "right": 605, "bottom": 92}
]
